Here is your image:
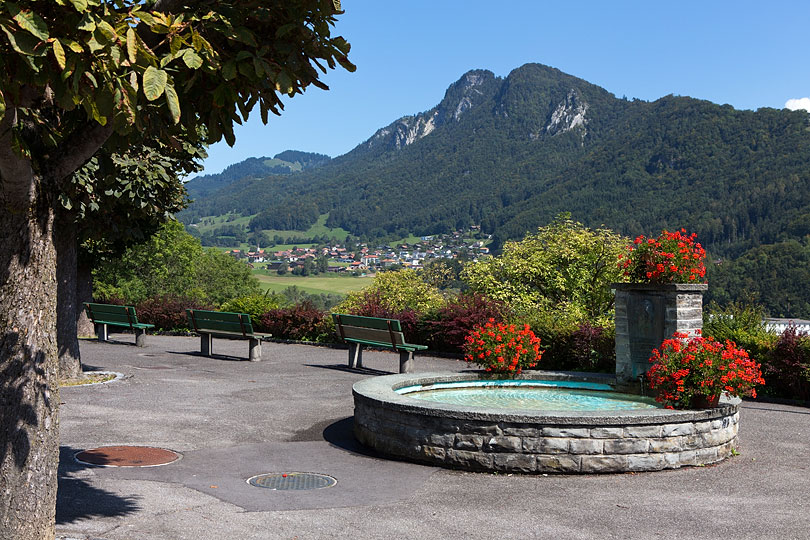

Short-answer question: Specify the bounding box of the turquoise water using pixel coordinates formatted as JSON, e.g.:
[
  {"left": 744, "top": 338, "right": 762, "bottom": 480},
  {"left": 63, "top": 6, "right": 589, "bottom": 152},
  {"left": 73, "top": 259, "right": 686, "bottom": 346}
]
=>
[{"left": 396, "top": 380, "right": 660, "bottom": 411}]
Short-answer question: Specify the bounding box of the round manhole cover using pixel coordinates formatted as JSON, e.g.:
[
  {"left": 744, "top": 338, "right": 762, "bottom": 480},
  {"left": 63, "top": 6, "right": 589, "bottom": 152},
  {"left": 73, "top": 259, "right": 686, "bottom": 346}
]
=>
[
  {"left": 247, "top": 472, "right": 337, "bottom": 490},
  {"left": 75, "top": 446, "right": 181, "bottom": 467}
]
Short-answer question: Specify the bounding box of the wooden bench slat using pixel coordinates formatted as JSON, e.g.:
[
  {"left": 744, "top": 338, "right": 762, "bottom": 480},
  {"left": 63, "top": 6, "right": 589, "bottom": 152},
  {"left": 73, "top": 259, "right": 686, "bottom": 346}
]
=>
[
  {"left": 84, "top": 302, "right": 154, "bottom": 347},
  {"left": 186, "top": 309, "right": 256, "bottom": 337},
  {"left": 199, "top": 331, "right": 273, "bottom": 339},
  {"left": 338, "top": 325, "right": 407, "bottom": 346},
  {"left": 185, "top": 309, "right": 271, "bottom": 361},
  {"left": 331, "top": 313, "right": 427, "bottom": 373},
  {"left": 84, "top": 303, "right": 154, "bottom": 329},
  {"left": 331, "top": 314, "right": 403, "bottom": 332}
]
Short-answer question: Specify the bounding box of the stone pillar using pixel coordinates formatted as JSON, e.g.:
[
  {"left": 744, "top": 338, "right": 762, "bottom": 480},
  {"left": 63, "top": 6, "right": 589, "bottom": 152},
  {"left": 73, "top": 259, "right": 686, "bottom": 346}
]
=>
[{"left": 614, "top": 283, "right": 707, "bottom": 389}]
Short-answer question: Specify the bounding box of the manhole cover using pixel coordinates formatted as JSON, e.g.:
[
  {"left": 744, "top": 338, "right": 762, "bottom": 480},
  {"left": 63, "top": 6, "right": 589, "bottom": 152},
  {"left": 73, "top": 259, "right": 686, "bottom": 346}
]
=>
[
  {"left": 75, "top": 446, "right": 181, "bottom": 467},
  {"left": 247, "top": 472, "right": 337, "bottom": 490}
]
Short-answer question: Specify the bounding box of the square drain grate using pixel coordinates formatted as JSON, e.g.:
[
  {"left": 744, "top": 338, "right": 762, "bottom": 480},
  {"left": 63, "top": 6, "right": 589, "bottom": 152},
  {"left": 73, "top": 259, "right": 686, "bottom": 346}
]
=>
[{"left": 247, "top": 472, "right": 337, "bottom": 490}]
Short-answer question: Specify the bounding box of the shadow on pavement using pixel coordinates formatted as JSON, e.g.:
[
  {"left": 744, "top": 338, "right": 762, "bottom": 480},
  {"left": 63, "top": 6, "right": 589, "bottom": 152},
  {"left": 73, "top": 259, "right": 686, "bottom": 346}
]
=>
[
  {"left": 167, "top": 350, "right": 249, "bottom": 362},
  {"left": 323, "top": 417, "right": 382, "bottom": 458},
  {"left": 56, "top": 446, "right": 140, "bottom": 525},
  {"left": 303, "top": 363, "right": 393, "bottom": 376},
  {"left": 286, "top": 416, "right": 381, "bottom": 458},
  {"left": 741, "top": 403, "right": 810, "bottom": 415}
]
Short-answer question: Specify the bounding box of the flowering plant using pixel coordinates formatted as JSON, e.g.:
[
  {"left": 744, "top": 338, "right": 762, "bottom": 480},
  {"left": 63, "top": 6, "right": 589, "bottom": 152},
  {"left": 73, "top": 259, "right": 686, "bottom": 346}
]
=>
[
  {"left": 464, "top": 319, "right": 543, "bottom": 375},
  {"left": 618, "top": 229, "right": 707, "bottom": 283},
  {"left": 647, "top": 331, "right": 765, "bottom": 409}
]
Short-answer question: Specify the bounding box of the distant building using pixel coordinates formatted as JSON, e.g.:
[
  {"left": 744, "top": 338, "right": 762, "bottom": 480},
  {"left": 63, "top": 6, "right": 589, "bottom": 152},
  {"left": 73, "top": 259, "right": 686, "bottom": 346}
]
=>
[{"left": 765, "top": 318, "right": 810, "bottom": 334}]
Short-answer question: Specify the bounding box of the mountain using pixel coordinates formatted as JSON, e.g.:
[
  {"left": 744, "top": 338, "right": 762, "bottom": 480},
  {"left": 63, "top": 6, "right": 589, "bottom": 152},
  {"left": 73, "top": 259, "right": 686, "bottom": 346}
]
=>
[
  {"left": 179, "top": 63, "right": 810, "bottom": 315},
  {"left": 184, "top": 150, "right": 331, "bottom": 200}
]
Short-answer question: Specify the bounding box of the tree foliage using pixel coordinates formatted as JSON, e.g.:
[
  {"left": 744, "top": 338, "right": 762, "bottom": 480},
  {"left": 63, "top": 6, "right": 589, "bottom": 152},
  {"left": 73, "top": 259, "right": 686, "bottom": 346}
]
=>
[
  {"left": 337, "top": 268, "right": 445, "bottom": 315},
  {"left": 463, "top": 216, "right": 628, "bottom": 325},
  {"left": 93, "top": 220, "right": 261, "bottom": 305},
  {"left": 0, "top": 0, "right": 354, "bottom": 166}
]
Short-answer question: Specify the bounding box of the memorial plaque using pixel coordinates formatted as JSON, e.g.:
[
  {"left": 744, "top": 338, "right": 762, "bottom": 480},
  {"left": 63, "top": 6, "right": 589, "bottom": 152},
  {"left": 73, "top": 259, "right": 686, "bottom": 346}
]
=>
[{"left": 626, "top": 293, "right": 665, "bottom": 377}]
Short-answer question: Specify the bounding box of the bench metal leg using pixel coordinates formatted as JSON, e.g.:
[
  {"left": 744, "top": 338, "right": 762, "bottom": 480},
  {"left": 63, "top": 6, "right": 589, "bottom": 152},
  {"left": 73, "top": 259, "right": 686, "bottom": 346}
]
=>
[
  {"left": 249, "top": 338, "right": 262, "bottom": 361},
  {"left": 97, "top": 324, "right": 109, "bottom": 342},
  {"left": 399, "top": 350, "right": 414, "bottom": 374},
  {"left": 348, "top": 343, "right": 363, "bottom": 369},
  {"left": 201, "top": 334, "right": 213, "bottom": 356},
  {"left": 135, "top": 329, "right": 147, "bottom": 347}
]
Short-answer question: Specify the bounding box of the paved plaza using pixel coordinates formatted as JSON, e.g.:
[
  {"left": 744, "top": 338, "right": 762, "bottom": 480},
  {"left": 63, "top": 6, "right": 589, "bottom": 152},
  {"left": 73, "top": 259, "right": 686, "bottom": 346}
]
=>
[{"left": 56, "top": 335, "right": 810, "bottom": 539}]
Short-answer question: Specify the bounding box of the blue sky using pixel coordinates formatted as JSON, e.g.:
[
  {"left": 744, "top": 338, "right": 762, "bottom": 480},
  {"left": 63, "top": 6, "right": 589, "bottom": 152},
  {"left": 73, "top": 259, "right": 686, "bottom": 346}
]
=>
[{"left": 197, "top": 1, "right": 810, "bottom": 176}]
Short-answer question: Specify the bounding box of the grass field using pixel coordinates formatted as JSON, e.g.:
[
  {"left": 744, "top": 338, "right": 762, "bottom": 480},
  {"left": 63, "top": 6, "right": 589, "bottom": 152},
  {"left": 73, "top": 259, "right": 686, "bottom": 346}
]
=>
[
  {"left": 193, "top": 213, "right": 352, "bottom": 243},
  {"left": 253, "top": 272, "right": 373, "bottom": 296}
]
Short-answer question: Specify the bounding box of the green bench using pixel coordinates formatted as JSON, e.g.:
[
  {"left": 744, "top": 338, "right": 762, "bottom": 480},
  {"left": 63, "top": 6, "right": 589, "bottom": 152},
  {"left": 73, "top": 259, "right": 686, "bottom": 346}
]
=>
[
  {"left": 332, "top": 313, "right": 427, "bottom": 373},
  {"left": 186, "top": 309, "right": 272, "bottom": 361},
  {"left": 84, "top": 303, "right": 155, "bottom": 347}
]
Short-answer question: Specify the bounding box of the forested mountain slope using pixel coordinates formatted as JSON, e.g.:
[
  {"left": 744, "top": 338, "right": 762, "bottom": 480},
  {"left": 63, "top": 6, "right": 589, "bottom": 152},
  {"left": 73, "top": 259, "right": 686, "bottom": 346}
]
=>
[
  {"left": 182, "top": 63, "right": 810, "bottom": 257},
  {"left": 184, "top": 150, "right": 331, "bottom": 200}
]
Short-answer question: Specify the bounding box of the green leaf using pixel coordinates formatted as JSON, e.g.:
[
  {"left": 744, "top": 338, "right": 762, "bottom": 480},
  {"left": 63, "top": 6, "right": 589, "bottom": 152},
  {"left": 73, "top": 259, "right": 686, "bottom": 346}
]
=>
[
  {"left": 1, "top": 25, "right": 45, "bottom": 57},
  {"left": 64, "top": 39, "right": 83, "bottom": 53},
  {"left": 126, "top": 27, "right": 136, "bottom": 63},
  {"left": 69, "top": 0, "right": 88, "bottom": 11},
  {"left": 84, "top": 71, "right": 98, "bottom": 88},
  {"left": 164, "top": 82, "right": 181, "bottom": 124},
  {"left": 8, "top": 2, "right": 50, "bottom": 41},
  {"left": 142, "top": 66, "right": 167, "bottom": 101},
  {"left": 133, "top": 10, "right": 155, "bottom": 26},
  {"left": 182, "top": 49, "right": 202, "bottom": 69},
  {"left": 0, "top": 89, "right": 5, "bottom": 121},
  {"left": 77, "top": 13, "right": 96, "bottom": 32},
  {"left": 86, "top": 34, "right": 104, "bottom": 53},
  {"left": 275, "top": 24, "right": 298, "bottom": 39},
  {"left": 233, "top": 27, "right": 257, "bottom": 47},
  {"left": 51, "top": 39, "right": 66, "bottom": 69},
  {"left": 96, "top": 19, "right": 116, "bottom": 41},
  {"left": 59, "top": 193, "right": 73, "bottom": 210},
  {"left": 275, "top": 71, "right": 293, "bottom": 95},
  {"left": 221, "top": 61, "right": 236, "bottom": 81}
]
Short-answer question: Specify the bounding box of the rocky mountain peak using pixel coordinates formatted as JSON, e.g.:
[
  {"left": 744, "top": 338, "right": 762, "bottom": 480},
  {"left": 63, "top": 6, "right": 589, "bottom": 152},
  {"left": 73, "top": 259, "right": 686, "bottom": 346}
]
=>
[
  {"left": 364, "top": 70, "right": 497, "bottom": 152},
  {"left": 545, "top": 88, "right": 588, "bottom": 137}
]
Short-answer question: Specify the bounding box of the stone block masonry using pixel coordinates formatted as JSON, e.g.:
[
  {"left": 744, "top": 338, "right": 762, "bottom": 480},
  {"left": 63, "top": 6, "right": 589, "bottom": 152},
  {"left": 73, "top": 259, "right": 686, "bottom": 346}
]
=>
[
  {"left": 353, "top": 373, "right": 740, "bottom": 475},
  {"left": 613, "top": 283, "right": 708, "bottom": 387}
]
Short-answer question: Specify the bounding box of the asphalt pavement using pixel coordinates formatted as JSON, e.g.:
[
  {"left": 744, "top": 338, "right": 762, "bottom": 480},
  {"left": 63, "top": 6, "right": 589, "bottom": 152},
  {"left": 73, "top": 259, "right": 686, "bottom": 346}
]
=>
[{"left": 55, "top": 334, "right": 810, "bottom": 540}]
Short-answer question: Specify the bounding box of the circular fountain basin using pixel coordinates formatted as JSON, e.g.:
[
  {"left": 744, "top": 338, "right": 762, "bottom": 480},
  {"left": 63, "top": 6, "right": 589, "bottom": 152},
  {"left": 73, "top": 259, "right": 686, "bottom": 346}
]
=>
[{"left": 353, "top": 372, "right": 740, "bottom": 474}]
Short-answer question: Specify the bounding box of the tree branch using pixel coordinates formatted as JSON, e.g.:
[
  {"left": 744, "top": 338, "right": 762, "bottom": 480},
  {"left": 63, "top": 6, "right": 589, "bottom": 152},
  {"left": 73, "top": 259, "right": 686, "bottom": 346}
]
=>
[
  {"left": 46, "top": 123, "right": 115, "bottom": 185},
  {"left": 0, "top": 108, "right": 36, "bottom": 206}
]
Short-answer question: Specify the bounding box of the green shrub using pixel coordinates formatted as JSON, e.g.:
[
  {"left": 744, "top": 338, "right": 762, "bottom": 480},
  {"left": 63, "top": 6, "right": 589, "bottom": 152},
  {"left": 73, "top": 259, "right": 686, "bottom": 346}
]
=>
[
  {"left": 93, "top": 221, "right": 261, "bottom": 306},
  {"left": 336, "top": 268, "right": 445, "bottom": 316},
  {"left": 135, "top": 295, "right": 215, "bottom": 331},
  {"left": 463, "top": 216, "right": 628, "bottom": 321},
  {"left": 517, "top": 307, "right": 615, "bottom": 372},
  {"left": 260, "top": 302, "right": 332, "bottom": 342},
  {"left": 221, "top": 293, "right": 285, "bottom": 324},
  {"left": 703, "top": 301, "right": 776, "bottom": 362}
]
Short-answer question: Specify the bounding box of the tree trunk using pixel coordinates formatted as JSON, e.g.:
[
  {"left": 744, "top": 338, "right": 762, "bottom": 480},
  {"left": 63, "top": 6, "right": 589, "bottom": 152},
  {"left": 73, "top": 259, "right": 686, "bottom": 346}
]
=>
[
  {"left": 76, "top": 260, "right": 95, "bottom": 338},
  {"left": 56, "top": 213, "right": 82, "bottom": 380},
  {"left": 0, "top": 196, "right": 60, "bottom": 540}
]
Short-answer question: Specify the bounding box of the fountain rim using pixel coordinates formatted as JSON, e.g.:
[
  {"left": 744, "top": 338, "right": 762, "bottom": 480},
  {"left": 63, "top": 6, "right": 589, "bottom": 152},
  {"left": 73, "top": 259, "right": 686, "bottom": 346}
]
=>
[{"left": 352, "top": 371, "right": 739, "bottom": 426}]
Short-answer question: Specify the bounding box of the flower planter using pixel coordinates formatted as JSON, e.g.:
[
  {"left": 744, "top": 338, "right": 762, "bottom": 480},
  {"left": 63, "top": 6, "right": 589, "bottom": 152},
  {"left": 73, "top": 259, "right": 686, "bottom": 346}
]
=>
[{"left": 613, "top": 283, "right": 708, "bottom": 388}]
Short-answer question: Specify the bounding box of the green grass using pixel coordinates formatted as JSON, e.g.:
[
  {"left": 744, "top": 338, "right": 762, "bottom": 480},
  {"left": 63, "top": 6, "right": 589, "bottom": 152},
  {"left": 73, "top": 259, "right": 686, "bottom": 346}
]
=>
[
  {"left": 389, "top": 234, "right": 422, "bottom": 248},
  {"left": 192, "top": 213, "right": 253, "bottom": 234},
  {"left": 192, "top": 213, "right": 351, "bottom": 245},
  {"left": 253, "top": 272, "right": 372, "bottom": 296}
]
